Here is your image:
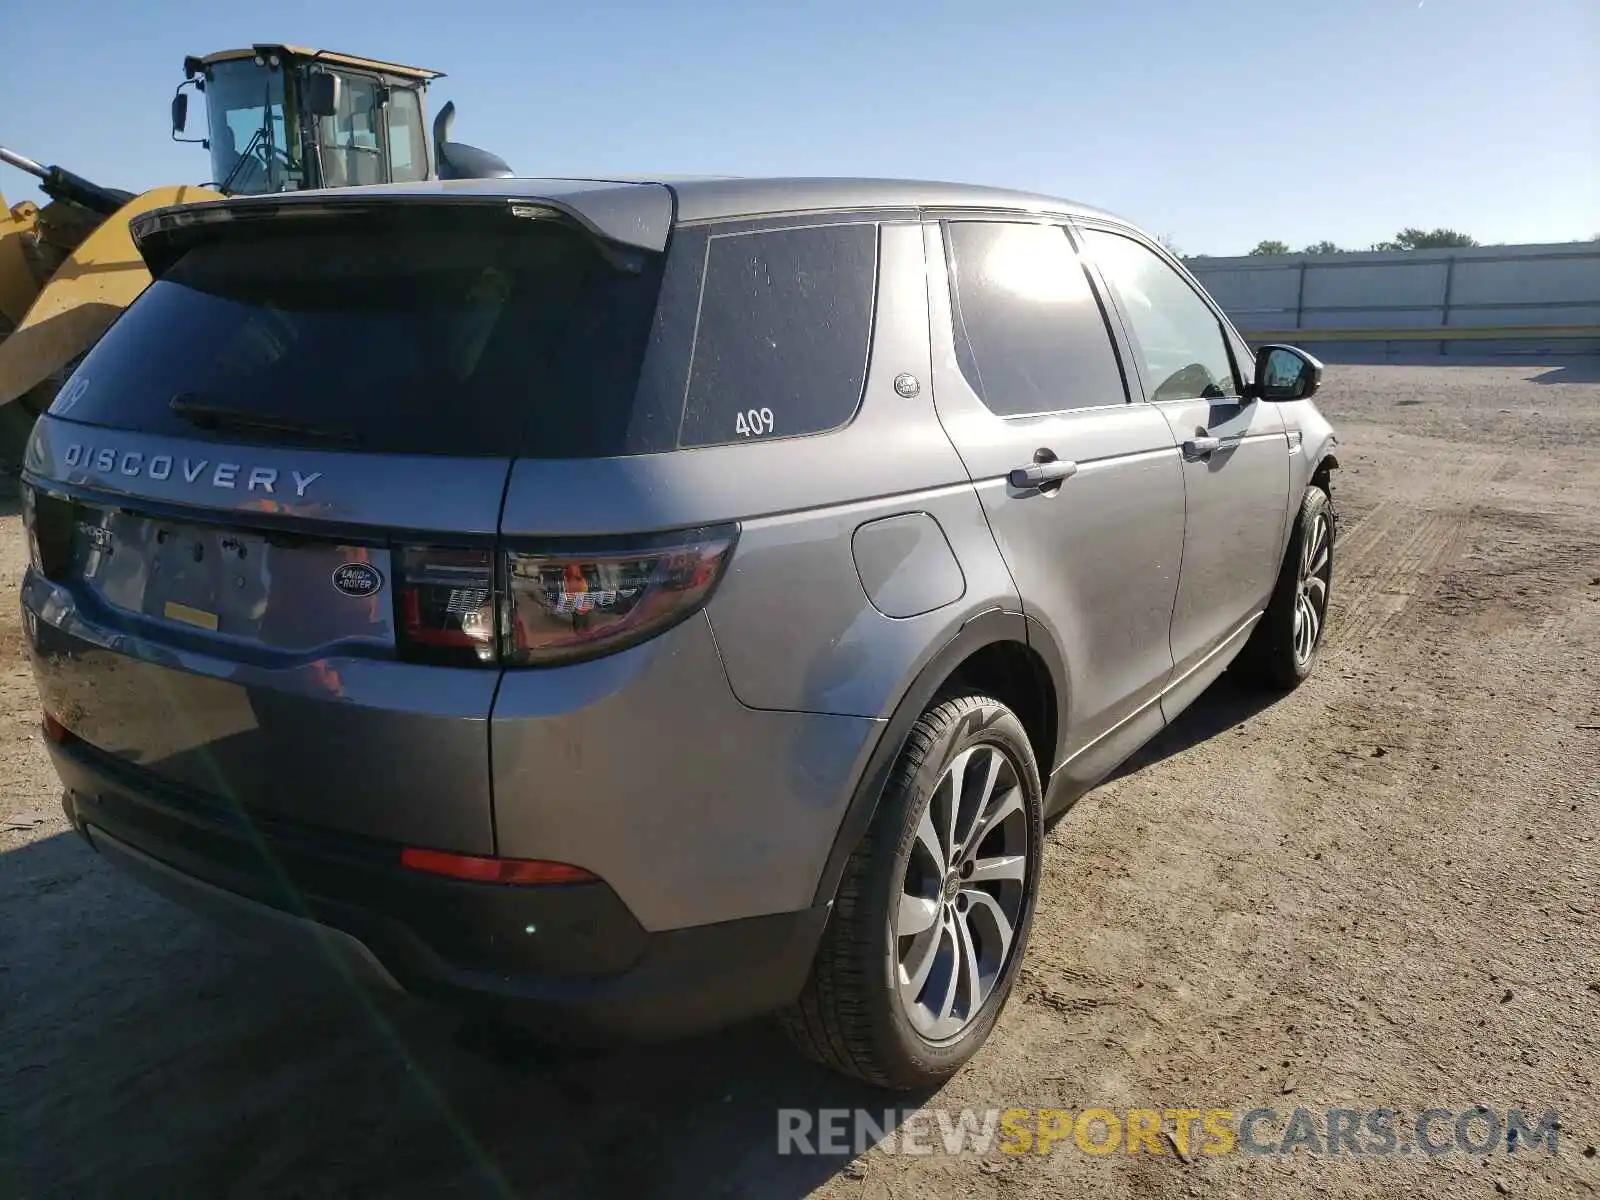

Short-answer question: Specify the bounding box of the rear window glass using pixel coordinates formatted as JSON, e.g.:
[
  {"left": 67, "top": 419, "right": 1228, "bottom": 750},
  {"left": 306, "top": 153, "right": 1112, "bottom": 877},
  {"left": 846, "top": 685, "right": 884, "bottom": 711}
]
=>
[
  {"left": 54, "top": 216, "right": 664, "bottom": 458},
  {"left": 678, "top": 223, "right": 877, "bottom": 448}
]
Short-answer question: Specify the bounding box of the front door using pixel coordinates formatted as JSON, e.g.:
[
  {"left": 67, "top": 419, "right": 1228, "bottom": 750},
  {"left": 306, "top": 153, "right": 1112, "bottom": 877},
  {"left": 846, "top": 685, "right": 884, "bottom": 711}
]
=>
[
  {"left": 315, "top": 71, "right": 387, "bottom": 188},
  {"left": 923, "top": 218, "right": 1187, "bottom": 787},
  {"left": 1077, "top": 226, "right": 1290, "bottom": 682}
]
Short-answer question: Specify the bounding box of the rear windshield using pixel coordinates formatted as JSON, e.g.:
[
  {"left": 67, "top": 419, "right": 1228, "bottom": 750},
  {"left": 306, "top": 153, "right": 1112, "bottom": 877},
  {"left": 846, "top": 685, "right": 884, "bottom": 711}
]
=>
[{"left": 53, "top": 214, "right": 664, "bottom": 458}]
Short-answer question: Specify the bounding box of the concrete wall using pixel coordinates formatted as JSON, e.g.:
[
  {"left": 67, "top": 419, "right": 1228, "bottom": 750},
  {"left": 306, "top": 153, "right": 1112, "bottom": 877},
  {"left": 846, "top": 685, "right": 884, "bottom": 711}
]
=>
[{"left": 1185, "top": 241, "right": 1600, "bottom": 355}]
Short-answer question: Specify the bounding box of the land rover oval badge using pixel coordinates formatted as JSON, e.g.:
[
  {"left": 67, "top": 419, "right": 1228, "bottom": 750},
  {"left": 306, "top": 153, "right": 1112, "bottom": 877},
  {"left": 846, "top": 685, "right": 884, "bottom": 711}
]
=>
[{"left": 332, "top": 562, "right": 384, "bottom": 598}]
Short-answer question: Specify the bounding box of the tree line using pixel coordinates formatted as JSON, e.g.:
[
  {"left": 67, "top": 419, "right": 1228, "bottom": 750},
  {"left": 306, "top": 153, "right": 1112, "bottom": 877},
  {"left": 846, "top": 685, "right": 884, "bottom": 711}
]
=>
[
  {"left": 1170, "top": 230, "right": 1599, "bottom": 261},
  {"left": 1246, "top": 228, "right": 1478, "bottom": 256}
]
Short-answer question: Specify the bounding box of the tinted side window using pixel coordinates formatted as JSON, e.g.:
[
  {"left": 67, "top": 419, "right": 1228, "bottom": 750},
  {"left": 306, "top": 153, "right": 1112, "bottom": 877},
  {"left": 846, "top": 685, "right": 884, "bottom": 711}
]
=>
[
  {"left": 945, "top": 221, "right": 1127, "bottom": 417},
  {"left": 1081, "top": 229, "right": 1239, "bottom": 403},
  {"left": 678, "top": 223, "right": 877, "bottom": 448}
]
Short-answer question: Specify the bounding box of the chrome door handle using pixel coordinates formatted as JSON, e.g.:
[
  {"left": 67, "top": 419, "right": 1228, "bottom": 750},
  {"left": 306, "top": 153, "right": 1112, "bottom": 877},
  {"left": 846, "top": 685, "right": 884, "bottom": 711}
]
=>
[
  {"left": 1183, "top": 435, "right": 1221, "bottom": 458},
  {"left": 1008, "top": 460, "right": 1079, "bottom": 490}
]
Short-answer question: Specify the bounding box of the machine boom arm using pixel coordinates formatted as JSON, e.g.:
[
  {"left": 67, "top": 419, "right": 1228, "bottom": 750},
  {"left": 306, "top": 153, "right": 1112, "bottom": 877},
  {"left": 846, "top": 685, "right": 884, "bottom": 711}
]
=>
[{"left": 0, "top": 147, "right": 134, "bottom": 218}]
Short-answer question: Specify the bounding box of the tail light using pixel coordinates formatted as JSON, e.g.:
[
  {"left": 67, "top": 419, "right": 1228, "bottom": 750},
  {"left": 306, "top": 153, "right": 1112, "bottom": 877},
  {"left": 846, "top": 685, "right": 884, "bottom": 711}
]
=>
[
  {"left": 394, "top": 546, "right": 497, "bottom": 666},
  {"left": 394, "top": 524, "right": 736, "bottom": 668},
  {"left": 502, "top": 524, "right": 737, "bottom": 667}
]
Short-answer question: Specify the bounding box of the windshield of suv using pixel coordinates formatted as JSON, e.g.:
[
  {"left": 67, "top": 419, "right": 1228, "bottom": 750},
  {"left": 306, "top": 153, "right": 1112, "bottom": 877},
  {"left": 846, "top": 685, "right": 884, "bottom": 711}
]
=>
[
  {"left": 53, "top": 213, "right": 666, "bottom": 457},
  {"left": 204, "top": 58, "right": 303, "bottom": 194}
]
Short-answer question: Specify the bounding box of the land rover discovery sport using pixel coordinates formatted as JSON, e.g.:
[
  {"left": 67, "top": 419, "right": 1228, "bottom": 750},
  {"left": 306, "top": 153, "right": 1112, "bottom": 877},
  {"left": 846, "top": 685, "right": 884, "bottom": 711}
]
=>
[{"left": 20, "top": 176, "right": 1338, "bottom": 1089}]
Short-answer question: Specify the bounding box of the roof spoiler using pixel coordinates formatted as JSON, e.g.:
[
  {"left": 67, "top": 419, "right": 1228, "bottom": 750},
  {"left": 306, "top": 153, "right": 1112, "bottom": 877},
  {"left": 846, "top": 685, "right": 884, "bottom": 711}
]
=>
[{"left": 128, "top": 189, "right": 672, "bottom": 277}]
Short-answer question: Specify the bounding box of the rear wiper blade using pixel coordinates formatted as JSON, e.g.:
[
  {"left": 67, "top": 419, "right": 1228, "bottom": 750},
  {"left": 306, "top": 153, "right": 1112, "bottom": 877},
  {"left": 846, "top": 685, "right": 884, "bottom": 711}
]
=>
[{"left": 169, "top": 395, "right": 363, "bottom": 446}]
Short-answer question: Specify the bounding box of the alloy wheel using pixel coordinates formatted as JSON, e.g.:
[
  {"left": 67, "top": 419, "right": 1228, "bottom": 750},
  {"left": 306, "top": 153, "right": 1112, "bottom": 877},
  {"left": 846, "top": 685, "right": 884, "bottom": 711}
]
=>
[
  {"left": 894, "top": 742, "right": 1031, "bottom": 1041},
  {"left": 1294, "top": 508, "right": 1332, "bottom": 665}
]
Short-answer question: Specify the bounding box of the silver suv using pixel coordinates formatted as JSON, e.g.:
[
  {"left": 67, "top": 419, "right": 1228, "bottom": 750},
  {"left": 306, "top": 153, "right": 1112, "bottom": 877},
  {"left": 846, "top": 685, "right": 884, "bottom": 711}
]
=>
[{"left": 20, "top": 177, "right": 1338, "bottom": 1089}]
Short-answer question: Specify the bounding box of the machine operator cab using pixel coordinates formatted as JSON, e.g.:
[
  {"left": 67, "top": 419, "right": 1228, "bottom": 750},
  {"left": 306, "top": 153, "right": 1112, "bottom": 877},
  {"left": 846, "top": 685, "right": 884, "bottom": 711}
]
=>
[{"left": 169, "top": 43, "right": 512, "bottom": 196}]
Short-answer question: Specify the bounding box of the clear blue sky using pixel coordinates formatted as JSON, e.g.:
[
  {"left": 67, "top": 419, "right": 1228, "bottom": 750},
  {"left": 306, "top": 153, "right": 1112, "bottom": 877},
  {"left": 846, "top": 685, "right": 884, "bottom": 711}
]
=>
[{"left": 3, "top": 0, "right": 1595, "bottom": 255}]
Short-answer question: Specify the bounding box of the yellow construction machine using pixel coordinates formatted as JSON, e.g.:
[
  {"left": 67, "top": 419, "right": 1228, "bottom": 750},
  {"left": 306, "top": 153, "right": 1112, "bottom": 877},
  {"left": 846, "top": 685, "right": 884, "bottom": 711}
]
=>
[{"left": 0, "top": 43, "right": 510, "bottom": 458}]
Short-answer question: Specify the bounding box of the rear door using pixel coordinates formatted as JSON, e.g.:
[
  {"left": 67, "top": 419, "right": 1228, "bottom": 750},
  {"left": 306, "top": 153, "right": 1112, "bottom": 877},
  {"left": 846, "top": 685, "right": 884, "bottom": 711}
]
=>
[
  {"left": 1077, "top": 226, "right": 1290, "bottom": 679},
  {"left": 923, "top": 217, "right": 1186, "bottom": 782},
  {"left": 24, "top": 199, "right": 667, "bottom": 853}
]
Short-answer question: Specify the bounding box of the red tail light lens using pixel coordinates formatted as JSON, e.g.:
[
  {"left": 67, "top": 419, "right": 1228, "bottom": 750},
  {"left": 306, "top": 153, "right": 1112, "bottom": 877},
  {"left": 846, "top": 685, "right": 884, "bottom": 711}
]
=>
[
  {"left": 391, "top": 525, "right": 736, "bottom": 668},
  {"left": 400, "top": 847, "right": 597, "bottom": 885},
  {"left": 394, "top": 546, "right": 497, "bottom": 666},
  {"left": 502, "top": 524, "right": 737, "bottom": 667}
]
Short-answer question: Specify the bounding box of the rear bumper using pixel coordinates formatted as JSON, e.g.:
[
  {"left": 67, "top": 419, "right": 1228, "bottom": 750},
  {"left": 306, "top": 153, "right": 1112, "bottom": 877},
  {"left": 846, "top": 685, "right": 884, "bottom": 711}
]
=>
[
  {"left": 51, "top": 737, "right": 829, "bottom": 1040},
  {"left": 22, "top": 560, "right": 881, "bottom": 932}
]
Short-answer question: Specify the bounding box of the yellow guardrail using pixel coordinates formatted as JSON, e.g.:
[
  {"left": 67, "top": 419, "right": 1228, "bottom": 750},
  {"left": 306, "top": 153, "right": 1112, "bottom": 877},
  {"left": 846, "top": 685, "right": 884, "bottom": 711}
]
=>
[{"left": 1242, "top": 324, "right": 1600, "bottom": 343}]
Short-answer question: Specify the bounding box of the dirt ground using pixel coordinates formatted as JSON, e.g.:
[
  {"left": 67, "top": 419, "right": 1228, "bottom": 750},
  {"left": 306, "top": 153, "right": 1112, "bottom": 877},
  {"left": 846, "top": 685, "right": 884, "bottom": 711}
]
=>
[{"left": 2, "top": 358, "right": 1597, "bottom": 1199}]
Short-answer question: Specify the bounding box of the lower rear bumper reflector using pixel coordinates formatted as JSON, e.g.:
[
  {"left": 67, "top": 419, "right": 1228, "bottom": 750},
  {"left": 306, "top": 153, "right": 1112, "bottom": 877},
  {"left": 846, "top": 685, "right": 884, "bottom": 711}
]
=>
[{"left": 399, "top": 847, "right": 598, "bottom": 886}]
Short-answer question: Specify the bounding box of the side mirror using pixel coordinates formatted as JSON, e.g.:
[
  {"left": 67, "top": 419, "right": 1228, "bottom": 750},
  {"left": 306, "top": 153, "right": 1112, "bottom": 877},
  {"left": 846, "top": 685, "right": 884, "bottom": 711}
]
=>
[
  {"left": 171, "top": 92, "right": 188, "bottom": 134},
  {"left": 307, "top": 72, "right": 342, "bottom": 118},
  {"left": 1252, "top": 344, "right": 1323, "bottom": 402}
]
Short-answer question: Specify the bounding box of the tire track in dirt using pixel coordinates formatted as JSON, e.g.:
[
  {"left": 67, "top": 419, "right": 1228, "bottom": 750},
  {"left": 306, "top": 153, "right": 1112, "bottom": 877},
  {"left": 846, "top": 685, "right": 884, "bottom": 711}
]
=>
[
  {"left": 949, "top": 386, "right": 1598, "bottom": 1197},
  {"left": 1334, "top": 447, "right": 1503, "bottom": 644},
  {"left": 1332, "top": 445, "right": 1500, "bottom": 574},
  {"left": 1093, "top": 477, "right": 1600, "bottom": 1199}
]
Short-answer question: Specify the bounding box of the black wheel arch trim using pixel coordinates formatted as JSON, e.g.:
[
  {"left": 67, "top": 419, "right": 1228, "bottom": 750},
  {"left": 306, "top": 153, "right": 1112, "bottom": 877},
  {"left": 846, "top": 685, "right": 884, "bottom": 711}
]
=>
[
  {"left": 1020, "top": 612, "right": 1070, "bottom": 768},
  {"left": 809, "top": 607, "right": 1069, "bottom": 907},
  {"left": 1309, "top": 452, "right": 1340, "bottom": 532}
]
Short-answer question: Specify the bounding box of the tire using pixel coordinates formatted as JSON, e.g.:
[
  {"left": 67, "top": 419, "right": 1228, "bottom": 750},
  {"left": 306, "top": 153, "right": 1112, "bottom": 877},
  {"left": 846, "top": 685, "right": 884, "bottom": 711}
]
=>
[
  {"left": 779, "top": 691, "right": 1044, "bottom": 1090},
  {"left": 1234, "top": 484, "right": 1335, "bottom": 690}
]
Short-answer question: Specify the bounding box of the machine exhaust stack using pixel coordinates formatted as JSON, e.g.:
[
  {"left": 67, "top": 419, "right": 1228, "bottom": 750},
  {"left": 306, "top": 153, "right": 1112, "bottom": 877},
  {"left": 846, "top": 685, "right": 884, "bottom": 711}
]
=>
[{"left": 432, "top": 101, "right": 515, "bottom": 181}]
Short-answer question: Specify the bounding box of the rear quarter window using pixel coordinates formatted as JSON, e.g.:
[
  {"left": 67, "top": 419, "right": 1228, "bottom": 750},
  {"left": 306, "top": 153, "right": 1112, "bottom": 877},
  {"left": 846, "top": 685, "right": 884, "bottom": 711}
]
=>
[{"left": 677, "top": 222, "right": 878, "bottom": 448}]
